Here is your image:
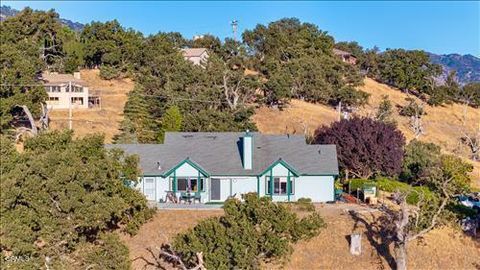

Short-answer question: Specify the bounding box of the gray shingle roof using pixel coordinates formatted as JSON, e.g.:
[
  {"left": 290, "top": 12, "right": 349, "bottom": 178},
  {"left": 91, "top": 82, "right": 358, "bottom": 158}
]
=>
[{"left": 106, "top": 132, "right": 338, "bottom": 176}]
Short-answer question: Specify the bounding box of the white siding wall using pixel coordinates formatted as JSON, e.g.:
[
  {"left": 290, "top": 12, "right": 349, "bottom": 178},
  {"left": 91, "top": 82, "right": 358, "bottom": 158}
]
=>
[
  {"left": 259, "top": 163, "right": 335, "bottom": 203},
  {"left": 291, "top": 176, "right": 334, "bottom": 202},
  {"left": 156, "top": 176, "right": 169, "bottom": 202},
  {"left": 175, "top": 162, "right": 199, "bottom": 176},
  {"left": 218, "top": 178, "right": 231, "bottom": 201},
  {"left": 271, "top": 163, "right": 289, "bottom": 176},
  {"left": 231, "top": 177, "right": 257, "bottom": 196},
  {"left": 46, "top": 85, "right": 89, "bottom": 109}
]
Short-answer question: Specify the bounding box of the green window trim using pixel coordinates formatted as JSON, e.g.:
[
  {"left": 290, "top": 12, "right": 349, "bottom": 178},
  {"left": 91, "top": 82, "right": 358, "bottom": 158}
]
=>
[
  {"left": 170, "top": 176, "right": 206, "bottom": 193},
  {"left": 266, "top": 175, "right": 294, "bottom": 196}
]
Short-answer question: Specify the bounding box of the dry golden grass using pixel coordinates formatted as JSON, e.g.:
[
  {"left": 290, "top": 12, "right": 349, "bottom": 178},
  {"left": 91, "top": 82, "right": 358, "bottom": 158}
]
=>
[
  {"left": 48, "top": 69, "right": 134, "bottom": 142},
  {"left": 252, "top": 99, "right": 339, "bottom": 136},
  {"left": 120, "top": 210, "right": 223, "bottom": 270},
  {"left": 253, "top": 78, "right": 480, "bottom": 187},
  {"left": 123, "top": 205, "right": 480, "bottom": 270}
]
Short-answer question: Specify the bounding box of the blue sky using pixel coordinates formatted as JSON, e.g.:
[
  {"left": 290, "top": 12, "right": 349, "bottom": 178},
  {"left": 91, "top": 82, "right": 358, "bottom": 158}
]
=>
[{"left": 4, "top": 1, "right": 479, "bottom": 56}]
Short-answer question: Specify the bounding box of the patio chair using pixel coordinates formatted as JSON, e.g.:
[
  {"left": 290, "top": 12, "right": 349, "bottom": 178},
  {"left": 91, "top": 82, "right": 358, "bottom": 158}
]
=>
[
  {"left": 166, "top": 191, "right": 178, "bottom": 203},
  {"left": 193, "top": 192, "right": 201, "bottom": 204},
  {"left": 180, "top": 192, "right": 188, "bottom": 204}
]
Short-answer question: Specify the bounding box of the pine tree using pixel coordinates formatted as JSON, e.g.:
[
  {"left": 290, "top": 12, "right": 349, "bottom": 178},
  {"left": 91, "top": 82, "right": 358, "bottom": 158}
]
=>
[
  {"left": 158, "top": 105, "right": 183, "bottom": 142},
  {"left": 375, "top": 95, "right": 396, "bottom": 125},
  {"left": 117, "top": 86, "right": 157, "bottom": 143}
]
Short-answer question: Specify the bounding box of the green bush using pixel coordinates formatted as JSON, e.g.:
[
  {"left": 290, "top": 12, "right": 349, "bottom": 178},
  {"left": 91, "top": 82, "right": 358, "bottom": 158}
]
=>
[
  {"left": 406, "top": 186, "right": 436, "bottom": 205},
  {"left": 99, "top": 65, "right": 121, "bottom": 80},
  {"left": 348, "top": 179, "right": 375, "bottom": 191},
  {"left": 296, "top": 197, "right": 315, "bottom": 212},
  {"left": 376, "top": 178, "right": 436, "bottom": 205},
  {"left": 376, "top": 177, "right": 411, "bottom": 192},
  {"left": 80, "top": 233, "right": 131, "bottom": 270},
  {"left": 171, "top": 193, "right": 325, "bottom": 269}
]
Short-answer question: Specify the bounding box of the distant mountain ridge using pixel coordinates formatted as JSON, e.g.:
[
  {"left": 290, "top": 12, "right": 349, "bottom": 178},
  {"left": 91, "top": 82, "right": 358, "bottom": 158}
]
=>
[
  {"left": 0, "top": 5, "right": 84, "bottom": 31},
  {"left": 428, "top": 53, "right": 480, "bottom": 85}
]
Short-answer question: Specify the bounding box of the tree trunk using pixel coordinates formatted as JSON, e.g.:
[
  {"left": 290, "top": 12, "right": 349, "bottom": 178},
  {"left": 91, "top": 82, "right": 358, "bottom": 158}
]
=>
[
  {"left": 18, "top": 105, "right": 38, "bottom": 135},
  {"left": 395, "top": 242, "right": 407, "bottom": 270}
]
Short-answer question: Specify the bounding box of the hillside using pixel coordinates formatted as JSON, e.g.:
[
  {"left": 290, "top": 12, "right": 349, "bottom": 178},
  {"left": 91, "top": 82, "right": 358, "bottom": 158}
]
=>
[
  {"left": 123, "top": 205, "right": 480, "bottom": 270},
  {"left": 253, "top": 78, "right": 480, "bottom": 187},
  {"left": 48, "top": 69, "right": 134, "bottom": 142}
]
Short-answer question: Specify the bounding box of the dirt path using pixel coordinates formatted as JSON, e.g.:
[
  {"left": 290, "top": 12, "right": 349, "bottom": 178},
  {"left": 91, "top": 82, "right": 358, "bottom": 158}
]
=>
[{"left": 121, "top": 204, "right": 480, "bottom": 270}]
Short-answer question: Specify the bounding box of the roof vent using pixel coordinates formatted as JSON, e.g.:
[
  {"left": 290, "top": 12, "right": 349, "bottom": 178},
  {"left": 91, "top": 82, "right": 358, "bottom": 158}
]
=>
[{"left": 157, "top": 161, "right": 162, "bottom": 170}]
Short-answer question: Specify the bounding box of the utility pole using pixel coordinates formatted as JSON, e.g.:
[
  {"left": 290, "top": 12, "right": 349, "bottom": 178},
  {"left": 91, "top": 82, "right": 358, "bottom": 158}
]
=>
[
  {"left": 68, "top": 81, "right": 72, "bottom": 130},
  {"left": 231, "top": 20, "right": 238, "bottom": 42}
]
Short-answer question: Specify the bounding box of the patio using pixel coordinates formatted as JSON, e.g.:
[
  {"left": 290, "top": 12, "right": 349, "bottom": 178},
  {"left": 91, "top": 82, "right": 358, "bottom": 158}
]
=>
[{"left": 149, "top": 201, "right": 224, "bottom": 210}]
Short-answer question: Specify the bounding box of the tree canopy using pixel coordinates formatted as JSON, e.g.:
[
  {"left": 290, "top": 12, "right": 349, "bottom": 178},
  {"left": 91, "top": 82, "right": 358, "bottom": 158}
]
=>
[
  {"left": 169, "top": 193, "right": 324, "bottom": 269},
  {"left": 243, "top": 18, "right": 367, "bottom": 107},
  {"left": 314, "top": 117, "right": 406, "bottom": 179},
  {"left": 0, "top": 131, "right": 153, "bottom": 268}
]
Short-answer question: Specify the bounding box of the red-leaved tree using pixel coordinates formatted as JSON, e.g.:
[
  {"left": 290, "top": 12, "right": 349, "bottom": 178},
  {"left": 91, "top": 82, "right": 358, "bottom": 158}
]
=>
[{"left": 314, "top": 117, "right": 405, "bottom": 179}]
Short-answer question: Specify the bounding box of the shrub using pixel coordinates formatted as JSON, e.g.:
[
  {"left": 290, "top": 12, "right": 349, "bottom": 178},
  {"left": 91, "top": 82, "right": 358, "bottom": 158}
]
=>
[
  {"left": 171, "top": 193, "right": 325, "bottom": 269},
  {"left": 376, "top": 178, "right": 436, "bottom": 205},
  {"left": 99, "top": 65, "right": 121, "bottom": 79},
  {"left": 79, "top": 233, "right": 131, "bottom": 270},
  {"left": 295, "top": 197, "right": 316, "bottom": 212},
  {"left": 401, "top": 140, "right": 441, "bottom": 183},
  {"left": 349, "top": 179, "right": 375, "bottom": 191},
  {"left": 376, "top": 177, "right": 411, "bottom": 192},
  {"left": 407, "top": 186, "right": 436, "bottom": 205},
  {"left": 399, "top": 97, "right": 425, "bottom": 117}
]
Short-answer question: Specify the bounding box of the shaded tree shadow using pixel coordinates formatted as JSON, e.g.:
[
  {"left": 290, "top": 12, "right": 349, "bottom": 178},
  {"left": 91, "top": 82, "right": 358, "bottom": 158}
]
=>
[
  {"left": 348, "top": 210, "right": 397, "bottom": 270},
  {"left": 133, "top": 244, "right": 188, "bottom": 270},
  {"left": 132, "top": 246, "right": 168, "bottom": 270}
]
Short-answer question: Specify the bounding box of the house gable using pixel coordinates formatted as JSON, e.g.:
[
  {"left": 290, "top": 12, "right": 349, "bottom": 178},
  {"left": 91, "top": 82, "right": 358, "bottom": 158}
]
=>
[
  {"left": 163, "top": 158, "right": 209, "bottom": 178},
  {"left": 259, "top": 159, "right": 300, "bottom": 177}
]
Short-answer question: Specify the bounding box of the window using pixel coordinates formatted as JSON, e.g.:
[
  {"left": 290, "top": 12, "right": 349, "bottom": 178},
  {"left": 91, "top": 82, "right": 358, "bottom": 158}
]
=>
[
  {"left": 47, "top": 97, "right": 59, "bottom": 104},
  {"left": 266, "top": 176, "right": 294, "bottom": 195},
  {"left": 190, "top": 179, "right": 198, "bottom": 192},
  {"left": 72, "top": 86, "right": 83, "bottom": 92},
  {"left": 71, "top": 97, "right": 84, "bottom": 105},
  {"left": 45, "top": 86, "right": 60, "bottom": 93},
  {"left": 177, "top": 178, "right": 188, "bottom": 191},
  {"left": 172, "top": 177, "right": 205, "bottom": 192}
]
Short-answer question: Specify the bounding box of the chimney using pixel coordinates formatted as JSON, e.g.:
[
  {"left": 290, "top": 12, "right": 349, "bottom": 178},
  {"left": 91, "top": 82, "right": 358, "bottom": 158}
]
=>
[
  {"left": 243, "top": 130, "right": 253, "bottom": 170},
  {"left": 73, "top": 72, "right": 81, "bottom": 80}
]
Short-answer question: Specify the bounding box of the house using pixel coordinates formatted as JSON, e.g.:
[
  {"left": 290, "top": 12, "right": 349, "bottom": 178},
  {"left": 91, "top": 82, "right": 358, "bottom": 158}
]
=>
[
  {"left": 333, "top": 48, "right": 357, "bottom": 65},
  {"left": 108, "top": 131, "right": 339, "bottom": 203},
  {"left": 41, "top": 72, "right": 90, "bottom": 109},
  {"left": 181, "top": 48, "right": 209, "bottom": 65}
]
